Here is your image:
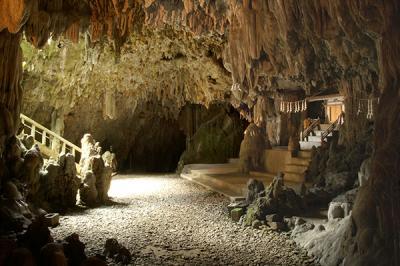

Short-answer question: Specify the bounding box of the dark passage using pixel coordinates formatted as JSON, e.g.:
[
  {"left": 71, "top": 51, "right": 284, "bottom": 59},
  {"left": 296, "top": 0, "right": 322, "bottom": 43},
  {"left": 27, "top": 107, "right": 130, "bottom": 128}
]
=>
[{"left": 123, "top": 118, "right": 186, "bottom": 172}]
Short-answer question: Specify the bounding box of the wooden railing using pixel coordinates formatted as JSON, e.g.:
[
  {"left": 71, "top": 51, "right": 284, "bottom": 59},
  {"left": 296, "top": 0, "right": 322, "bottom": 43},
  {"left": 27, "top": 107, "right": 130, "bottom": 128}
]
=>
[
  {"left": 321, "top": 112, "right": 344, "bottom": 141},
  {"left": 20, "top": 114, "right": 82, "bottom": 161},
  {"left": 301, "top": 118, "right": 320, "bottom": 141}
]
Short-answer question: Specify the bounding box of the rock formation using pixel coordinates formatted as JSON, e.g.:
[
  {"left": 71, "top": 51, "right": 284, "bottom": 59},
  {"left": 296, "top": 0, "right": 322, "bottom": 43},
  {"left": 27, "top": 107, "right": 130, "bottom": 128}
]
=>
[
  {"left": 243, "top": 175, "right": 305, "bottom": 227},
  {"left": 238, "top": 123, "right": 266, "bottom": 173},
  {"left": 78, "top": 134, "right": 113, "bottom": 206},
  {"left": 38, "top": 153, "right": 80, "bottom": 211}
]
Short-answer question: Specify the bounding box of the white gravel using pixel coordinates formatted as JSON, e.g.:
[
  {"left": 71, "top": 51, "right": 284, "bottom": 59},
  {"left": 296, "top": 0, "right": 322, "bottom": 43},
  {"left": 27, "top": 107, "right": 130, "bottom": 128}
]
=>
[{"left": 51, "top": 174, "right": 317, "bottom": 265}]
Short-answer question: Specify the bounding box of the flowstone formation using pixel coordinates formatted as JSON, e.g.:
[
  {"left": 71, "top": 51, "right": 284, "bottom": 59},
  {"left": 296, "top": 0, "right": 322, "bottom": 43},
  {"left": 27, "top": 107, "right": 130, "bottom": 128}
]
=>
[
  {"left": 238, "top": 123, "right": 267, "bottom": 173},
  {"left": 38, "top": 153, "right": 80, "bottom": 211},
  {"left": 79, "top": 134, "right": 114, "bottom": 206}
]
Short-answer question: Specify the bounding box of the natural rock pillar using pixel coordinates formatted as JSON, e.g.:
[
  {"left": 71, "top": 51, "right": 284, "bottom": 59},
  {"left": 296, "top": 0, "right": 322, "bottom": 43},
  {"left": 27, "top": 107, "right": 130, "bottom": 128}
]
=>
[
  {"left": 349, "top": 5, "right": 400, "bottom": 264},
  {"left": 239, "top": 123, "right": 266, "bottom": 173}
]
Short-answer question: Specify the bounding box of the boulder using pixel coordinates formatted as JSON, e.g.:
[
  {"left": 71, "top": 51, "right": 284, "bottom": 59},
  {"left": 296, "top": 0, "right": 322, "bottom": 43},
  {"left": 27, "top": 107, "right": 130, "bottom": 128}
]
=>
[
  {"left": 4, "top": 247, "right": 35, "bottom": 266},
  {"left": 38, "top": 153, "right": 80, "bottom": 211},
  {"left": 243, "top": 197, "right": 276, "bottom": 226},
  {"left": 82, "top": 256, "right": 108, "bottom": 266},
  {"left": 3, "top": 181, "right": 22, "bottom": 200},
  {"left": 63, "top": 233, "right": 87, "bottom": 266},
  {"left": 358, "top": 158, "right": 371, "bottom": 187},
  {"left": 324, "top": 171, "right": 352, "bottom": 192},
  {"left": 230, "top": 208, "right": 244, "bottom": 222},
  {"left": 328, "top": 202, "right": 345, "bottom": 220},
  {"left": 292, "top": 215, "right": 355, "bottom": 266},
  {"left": 238, "top": 123, "right": 266, "bottom": 173},
  {"left": 291, "top": 222, "right": 315, "bottom": 238},
  {"left": 245, "top": 178, "right": 265, "bottom": 203},
  {"left": 243, "top": 175, "right": 305, "bottom": 226},
  {"left": 267, "top": 221, "right": 286, "bottom": 231},
  {"left": 21, "top": 144, "right": 43, "bottom": 200},
  {"left": 252, "top": 219, "right": 262, "bottom": 229},
  {"left": 115, "top": 246, "right": 131, "bottom": 265},
  {"left": 78, "top": 171, "right": 98, "bottom": 206},
  {"left": 21, "top": 217, "right": 53, "bottom": 258},
  {"left": 227, "top": 201, "right": 248, "bottom": 213},
  {"left": 104, "top": 238, "right": 120, "bottom": 258},
  {"left": 103, "top": 238, "right": 131, "bottom": 265},
  {"left": 40, "top": 242, "right": 67, "bottom": 266},
  {"left": 265, "top": 213, "right": 283, "bottom": 223},
  {"left": 327, "top": 188, "right": 359, "bottom": 220}
]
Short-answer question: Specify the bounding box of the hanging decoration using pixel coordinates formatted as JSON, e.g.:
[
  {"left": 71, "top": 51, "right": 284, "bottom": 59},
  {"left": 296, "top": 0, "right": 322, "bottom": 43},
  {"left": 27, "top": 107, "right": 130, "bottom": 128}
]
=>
[
  {"left": 279, "top": 99, "right": 307, "bottom": 113},
  {"left": 231, "top": 83, "right": 242, "bottom": 92},
  {"left": 356, "top": 97, "right": 380, "bottom": 119}
]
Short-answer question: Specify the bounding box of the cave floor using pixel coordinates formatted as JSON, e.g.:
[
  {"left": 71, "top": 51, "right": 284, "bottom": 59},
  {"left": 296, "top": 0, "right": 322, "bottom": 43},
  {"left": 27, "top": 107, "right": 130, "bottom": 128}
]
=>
[{"left": 51, "top": 174, "right": 316, "bottom": 265}]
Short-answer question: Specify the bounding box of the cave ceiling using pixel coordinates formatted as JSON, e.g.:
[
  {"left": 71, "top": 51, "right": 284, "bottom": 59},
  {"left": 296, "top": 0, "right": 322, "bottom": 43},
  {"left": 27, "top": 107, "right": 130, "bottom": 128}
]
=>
[{"left": 1, "top": 0, "right": 388, "bottom": 118}]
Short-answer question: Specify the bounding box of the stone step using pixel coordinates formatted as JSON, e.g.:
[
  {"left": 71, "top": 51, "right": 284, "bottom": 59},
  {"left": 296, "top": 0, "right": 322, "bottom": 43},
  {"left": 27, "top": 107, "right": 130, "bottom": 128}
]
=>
[
  {"left": 284, "top": 171, "right": 305, "bottom": 183},
  {"left": 306, "top": 135, "right": 322, "bottom": 142},
  {"left": 298, "top": 150, "right": 312, "bottom": 159},
  {"left": 300, "top": 141, "right": 322, "bottom": 150},
  {"left": 285, "top": 164, "right": 308, "bottom": 174},
  {"left": 180, "top": 173, "right": 245, "bottom": 201},
  {"left": 186, "top": 163, "right": 239, "bottom": 175},
  {"left": 228, "top": 158, "right": 240, "bottom": 164},
  {"left": 288, "top": 157, "right": 311, "bottom": 166},
  {"left": 313, "top": 130, "right": 324, "bottom": 136},
  {"left": 319, "top": 124, "right": 331, "bottom": 131},
  {"left": 249, "top": 171, "right": 276, "bottom": 179}
]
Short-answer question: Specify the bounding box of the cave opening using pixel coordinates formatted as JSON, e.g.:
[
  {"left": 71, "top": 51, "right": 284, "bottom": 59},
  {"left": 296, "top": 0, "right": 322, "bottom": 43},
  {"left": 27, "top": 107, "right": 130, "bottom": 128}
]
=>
[
  {"left": 117, "top": 102, "right": 247, "bottom": 173},
  {"left": 122, "top": 117, "right": 187, "bottom": 173}
]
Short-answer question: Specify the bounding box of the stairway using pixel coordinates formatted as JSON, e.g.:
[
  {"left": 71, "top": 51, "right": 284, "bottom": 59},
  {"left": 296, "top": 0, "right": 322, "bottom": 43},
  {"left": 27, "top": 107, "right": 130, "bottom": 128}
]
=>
[
  {"left": 20, "top": 114, "right": 82, "bottom": 164},
  {"left": 283, "top": 150, "right": 312, "bottom": 182},
  {"left": 299, "top": 124, "right": 331, "bottom": 150},
  {"left": 300, "top": 113, "right": 344, "bottom": 151}
]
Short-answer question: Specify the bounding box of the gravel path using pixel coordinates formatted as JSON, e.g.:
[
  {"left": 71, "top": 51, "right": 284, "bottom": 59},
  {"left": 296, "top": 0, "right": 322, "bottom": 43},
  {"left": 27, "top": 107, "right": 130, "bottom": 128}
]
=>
[{"left": 52, "top": 174, "right": 316, "bottom": 265}]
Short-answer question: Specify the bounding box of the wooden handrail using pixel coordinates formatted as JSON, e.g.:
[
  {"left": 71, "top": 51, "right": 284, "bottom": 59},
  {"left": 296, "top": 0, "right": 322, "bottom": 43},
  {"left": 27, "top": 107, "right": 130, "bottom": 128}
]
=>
[
  {"left": 20, "top": 113, "right": 81, "bottom": 159},
  {"left": 321, "top": 112, "right": 344, "bottom": 141},
  {"left": 301, "top": 118, "right": 320, "bottom": 141}
]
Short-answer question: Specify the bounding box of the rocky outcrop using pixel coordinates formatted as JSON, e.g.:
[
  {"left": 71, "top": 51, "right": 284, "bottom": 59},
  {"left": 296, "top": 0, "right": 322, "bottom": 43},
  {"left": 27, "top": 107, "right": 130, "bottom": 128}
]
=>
[
  {"left": 243, "top": 175, "right": 305, "bottom": 226},
  {"left": 238, "top": 123, "right": 266, "bottom": 173},
  {"left": 38, "top": 154, "right": 80, "bottom": 211},
  {"left": 78, "top": 134, "right": 113, "bottom": 206}
]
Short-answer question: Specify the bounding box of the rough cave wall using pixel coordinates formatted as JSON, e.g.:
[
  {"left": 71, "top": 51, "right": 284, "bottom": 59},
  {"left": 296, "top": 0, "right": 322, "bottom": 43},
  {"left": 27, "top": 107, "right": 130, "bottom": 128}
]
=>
[
  {"left": 178, "top": 104, "right": 246, "bottom": 170},
  {"left": 0, "top": 1, "right": 29, "bottom": 191}
]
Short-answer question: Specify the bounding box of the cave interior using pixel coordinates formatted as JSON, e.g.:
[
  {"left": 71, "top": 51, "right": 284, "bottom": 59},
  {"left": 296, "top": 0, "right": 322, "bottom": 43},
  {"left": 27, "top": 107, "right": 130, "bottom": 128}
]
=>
[{"left": 0, "top": 0, "right": 399, "bottom": 265}]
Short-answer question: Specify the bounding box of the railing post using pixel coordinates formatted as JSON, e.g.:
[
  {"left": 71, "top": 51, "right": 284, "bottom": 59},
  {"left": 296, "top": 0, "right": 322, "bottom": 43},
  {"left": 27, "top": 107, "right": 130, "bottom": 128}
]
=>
[
  {"left": 71, "top": 148, "right": 75, "bottom": 157},
  {"left": 42, "top": 131, "right": 46, "bottom": 145},
  {"left": 31, "top": 124, "right": 36, "bottom": 138},
  {"left": 61, "top": 142, "right": 66, "bottom": 154},
  {"left": 21, "top": 119, "right": 25, "bottom": 135}
]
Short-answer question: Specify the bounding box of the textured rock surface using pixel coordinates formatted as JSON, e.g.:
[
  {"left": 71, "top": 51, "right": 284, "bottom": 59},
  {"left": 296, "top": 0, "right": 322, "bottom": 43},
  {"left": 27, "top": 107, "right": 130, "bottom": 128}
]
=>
[
  {"left": 243, "top": 176, "right": 304, "bottom": 226},
  {"left": 292, "top": 216, "right": 354, "bottom": 266},
  {"left": 238, "top": 123, "right": 266, "bottom": 173},
  {"left": 38, "top": 153, "right": 80, "bottom": 211},
  {"left": 78, "top": 134, "right": 113, "bottom": 206}
]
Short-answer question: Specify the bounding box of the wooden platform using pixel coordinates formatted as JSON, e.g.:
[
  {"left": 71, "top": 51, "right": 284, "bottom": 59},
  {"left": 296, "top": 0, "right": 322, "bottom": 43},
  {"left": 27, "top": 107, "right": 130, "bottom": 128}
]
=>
[
  {"left": 181, "top": 163, "right": 309, "bottom": 202},
  {"left": 181, "top": 146, "right": 315, "bottom": 201}
]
